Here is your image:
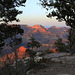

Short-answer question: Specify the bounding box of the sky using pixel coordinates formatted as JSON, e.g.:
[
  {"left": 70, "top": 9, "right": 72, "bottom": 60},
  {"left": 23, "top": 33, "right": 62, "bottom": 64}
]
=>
[{"left": 11, "top": 0, "right": 66, "bottom": 27}]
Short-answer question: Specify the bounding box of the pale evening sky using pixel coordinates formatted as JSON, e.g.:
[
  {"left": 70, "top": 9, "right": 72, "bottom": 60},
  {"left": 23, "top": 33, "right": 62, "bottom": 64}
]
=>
[{"left": 11, "top": 0, "right": 66, "bottom": 27}]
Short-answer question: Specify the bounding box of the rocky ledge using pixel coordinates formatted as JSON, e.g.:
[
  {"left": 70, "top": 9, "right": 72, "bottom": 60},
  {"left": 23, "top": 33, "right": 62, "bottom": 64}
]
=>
[{"left": 27, "top": 53, "right": 75, "bottom": 75}]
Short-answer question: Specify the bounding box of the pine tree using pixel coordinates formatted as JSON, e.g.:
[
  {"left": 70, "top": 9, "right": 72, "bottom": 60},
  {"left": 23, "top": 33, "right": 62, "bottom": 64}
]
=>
[
  {"left": 27, "top": 37, "right": 41, "bottom": 50},
  {"left": 54, "top": 38, "right": 66, "bottom": 52},
  {"left": 26, "top": 37, "right": 41, "bottom": 60}
]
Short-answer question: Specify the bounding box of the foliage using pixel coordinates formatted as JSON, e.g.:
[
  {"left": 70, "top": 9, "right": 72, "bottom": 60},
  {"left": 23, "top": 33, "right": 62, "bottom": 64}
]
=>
[
  {"left": 0, "top": 24, "right": 24, "bottom": 54},
  {"left": 0, "top": 0, "right": 26, "bottom": 23},
  {"left": 0, "top": 24, "right": 24, "bottom": 75},
  {"left": 0, "top": 0, "right": 26, "bottom": 75},
  {"left": 26, "top": 49, "right": 36, "bottom": 59},
  {"left": 0, "top": 0, "right": 26, "bottom": 53},
  {"left": 54, "top": 38, "right": 66, "bottom": 52},
  {"left": 27, "top": 37, "right": 41, "bottom": 49},
  {"left": 40, "top": 0, "right": 75, "bottom": 28},
  {"left": 26, "top": 37, "right": 41, "bottom": 60},
  {"left": 0, "top": 60, "right": 28, "bottom": 75}
]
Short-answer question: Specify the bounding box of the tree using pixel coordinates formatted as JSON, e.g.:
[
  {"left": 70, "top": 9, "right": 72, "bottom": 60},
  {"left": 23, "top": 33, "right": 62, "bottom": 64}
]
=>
[
  {"left": 0, "top": 0, "right": 26, "bottom": 23},
  {"left": 26, "top": 37, "right": 41, "bottom": 70},
  {"left": 67, "top": 28, "right": 75, "bottom": 54},
  {"left": 27, "top": 37, "right": 41, "bottom": 50},
  {"left": 0, "top": 0, "right": 26, "bottom": 54},
  {"left": 0, "top": 0, "right": 26, "bottom": 53},
  {"left": 26, "top": 37, "right": 41, "bottom": 60},
  {"left": 39, "top": 0, "right": 75, "bottom": 28},
  {"left": 0, "top": 1, "right": 27, "bottom": 75},
  {"left": 0, "top": 24, "right": 24, "bottom": 74},
  {"left": 54, "top": 38, "right": 66, "bottom": 52},
  {"left": 0, "top": 24, "right": 24, "bottom": 55}
]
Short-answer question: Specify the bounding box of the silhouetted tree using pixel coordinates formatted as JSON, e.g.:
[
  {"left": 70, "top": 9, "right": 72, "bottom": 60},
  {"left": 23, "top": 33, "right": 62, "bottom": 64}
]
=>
[
  {"left": 0, "top": 0, "right": 26, "bottom": 54},
  {"left": 0, "top": 0, "right": 26, "bottom": 23},
  {"left": 26, "top": 37, "right": 41, "bottom": 71},
  {"left": 40, "top": 0, "right": 75, "bottom": 28},
  {"left": 26, "top": 37, "right": 41, "bottom": 60},
  {"left": 54, "top": 38, "right": 66, "bottom": 52},
  {"left": 27, "top": 37, "right": 41, "bottom": 50},
  {"left": 0, "top": 24, "right": 24, "bottom": 75},
  {"left": 0, "top": 24, "right": 24, "bottom": 55},
  {"left": 67, "top": 28, "right": 75, "bottom": 54},
  {"left": 0, "top": 0, "right": 27, "bottom": 75}
]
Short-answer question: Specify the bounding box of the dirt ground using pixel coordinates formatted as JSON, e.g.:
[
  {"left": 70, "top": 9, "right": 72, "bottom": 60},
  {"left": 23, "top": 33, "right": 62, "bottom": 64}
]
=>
[{"left": 27, "top": 59, "right": 75, "bottom": 75}]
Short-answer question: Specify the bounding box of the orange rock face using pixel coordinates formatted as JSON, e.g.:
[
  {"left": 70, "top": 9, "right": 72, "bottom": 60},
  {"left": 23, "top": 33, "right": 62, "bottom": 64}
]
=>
[
  {"left": 0, "top": 46, "right": 28, "bottom": 67},
  {"left": 51, "top": 49, "right": 58, "bottom": 53},
  {"left": 17, "top": 46, "right": 27, "bottom": 59}
]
